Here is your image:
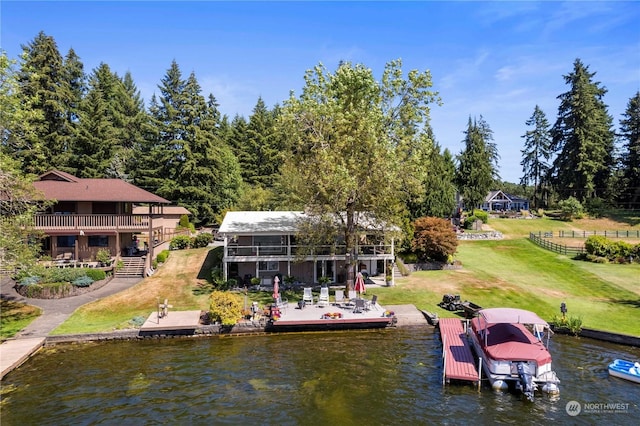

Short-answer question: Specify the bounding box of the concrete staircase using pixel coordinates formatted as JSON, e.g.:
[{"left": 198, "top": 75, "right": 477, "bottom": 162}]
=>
[{"left": 115, "top": 257, "right": 145, "bottom": 278}]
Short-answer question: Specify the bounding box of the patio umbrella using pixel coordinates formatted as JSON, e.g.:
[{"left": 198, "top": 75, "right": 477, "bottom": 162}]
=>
[
  {"left": 272, "top": 276, "right": 280, "bottom": 300},
  {"left": 354, "top": 272, "right": 366, "bottom": 297}
]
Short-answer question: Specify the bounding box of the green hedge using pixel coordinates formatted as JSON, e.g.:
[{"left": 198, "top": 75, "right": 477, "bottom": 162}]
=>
[{"left": 584, "top": 235, "right": 639, "bottom": 263}]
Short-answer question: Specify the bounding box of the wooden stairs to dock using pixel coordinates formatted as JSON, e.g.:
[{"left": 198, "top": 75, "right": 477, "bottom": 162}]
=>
[{"left": 115, "top": 256, "right": 145, "bottom": 278}]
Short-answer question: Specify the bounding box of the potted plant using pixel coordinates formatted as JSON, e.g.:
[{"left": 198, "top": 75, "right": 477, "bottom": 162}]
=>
[
  {"left": 318, "top": 276, "right": 331, "bottom": 286},
  {"left": 385, "top": 274, "right": 393, "bottom": 286}
]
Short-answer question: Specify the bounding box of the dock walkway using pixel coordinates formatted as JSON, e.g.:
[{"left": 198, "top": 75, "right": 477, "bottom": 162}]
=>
[{"left": 439, "top": 318, "right": 479, "bottom": 383}]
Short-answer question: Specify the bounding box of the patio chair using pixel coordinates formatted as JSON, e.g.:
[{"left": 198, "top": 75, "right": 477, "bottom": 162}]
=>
[
  {"left": 352, "top": 298, "right": 366, "bottom": 314},
  {"left": 333, "top": 290, "right": 346, "bottom": 307},
  {"left": 317, "top": 287, "right": 330, "bottom": 307},
  {"left": 348, "top": 290, "right": 357, "bottom": 301},
  {"left": 303, "top": 287, "right": 314, "bottom": 305},
  {"left": 365, "top": 295, "right": 379, "bottom": 311}
]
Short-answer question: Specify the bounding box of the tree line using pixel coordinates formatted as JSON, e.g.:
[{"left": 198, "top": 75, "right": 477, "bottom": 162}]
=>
[{"left": 2, "top": 32, "right": 639, "bottom": 234}]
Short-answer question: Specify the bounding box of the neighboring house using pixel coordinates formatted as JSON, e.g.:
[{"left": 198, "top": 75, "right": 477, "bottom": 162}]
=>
[
  {"left": 457, "top": 190, "right": 530, "bottom": 212},
  {"left": 481, "top": 190, "right": 529, "bottom": 212},
  {"left": 32, "top": 170, "right": 170, "bottom": 272},
  {"left": 218, "top": 211, "right": 396, "bottom": 286}
]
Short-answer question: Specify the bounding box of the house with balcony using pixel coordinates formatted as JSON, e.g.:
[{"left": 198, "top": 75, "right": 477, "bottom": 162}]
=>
[
  {"left": 32, "top": 170, "right": 171, "bottom": 275},
  {"left": 218, "top": 211, "right": 396, "bottom": 286}
]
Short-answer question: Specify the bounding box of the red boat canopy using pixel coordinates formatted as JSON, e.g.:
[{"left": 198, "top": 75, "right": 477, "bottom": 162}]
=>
[{"left": 479, "top": 308, "right": 548, "bottom": 327}]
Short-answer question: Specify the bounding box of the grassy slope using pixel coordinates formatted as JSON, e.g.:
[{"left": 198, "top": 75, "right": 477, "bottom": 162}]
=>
[
  {"left": 381, "top": 215, "right": 640, "bottom": 335},
  {"left": 52, "top": 248, "right": 214, "bottom": 334}
]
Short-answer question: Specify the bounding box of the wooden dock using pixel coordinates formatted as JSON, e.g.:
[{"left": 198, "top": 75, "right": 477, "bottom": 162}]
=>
[{"left": 439, "top": 318, "right": 479, "bottom": 383}]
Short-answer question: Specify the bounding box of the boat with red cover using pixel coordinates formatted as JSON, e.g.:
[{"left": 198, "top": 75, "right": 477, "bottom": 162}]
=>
[{"left": 468, "top": 308, "right": 560, "bottom": 401}]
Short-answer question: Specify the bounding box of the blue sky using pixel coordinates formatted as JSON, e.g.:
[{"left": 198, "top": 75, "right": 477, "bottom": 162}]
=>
[{"left": 2, "top": 1, "right": 639, "bottom": 183}]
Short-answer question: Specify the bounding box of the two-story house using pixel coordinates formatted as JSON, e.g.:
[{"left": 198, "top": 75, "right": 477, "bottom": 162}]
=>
[
  {"left": 218, "top": 211, "right": 396, "bottom": 286},
  {"left": 32, "top": 170, "right": 170, "bottom": 273}
]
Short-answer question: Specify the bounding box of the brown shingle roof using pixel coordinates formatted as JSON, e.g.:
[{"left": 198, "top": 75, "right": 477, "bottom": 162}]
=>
[{"left": 34, "top": 170, "right": 170, "bottom": 203}]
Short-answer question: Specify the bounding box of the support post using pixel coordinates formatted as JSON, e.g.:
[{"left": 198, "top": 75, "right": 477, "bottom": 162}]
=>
[{"left": 478, "top": 357, "right": 482, "bottom": 392}]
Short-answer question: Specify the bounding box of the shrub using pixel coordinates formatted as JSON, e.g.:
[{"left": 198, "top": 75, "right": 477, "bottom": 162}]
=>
[
  {"left": 72, "top": 276, "right": 94, "bottom": 287},
  {"left": 209, "top": 291, "right": 244, "bottom": 325},
  {"left": 412, "top": 217, "right": 458, "bottom": 262},
  {"left": 85, "top": 269, "right": 106, "bottom": 281},
  {"left": 463, "top": 215, "right": 477, "bottom": 230},
  {"left": 178, "top": 214, "right": 190, "bottom": 229},
  {"left": 20, "top": 276, "right": 41, "bottom": 286},
  {"left": 96, "top": 248, "right": 112, "bottom": 265},
  {"left": 611, "top": 240, "right": 633, "bottom": 259},
  {"left": 558, "top": 197, "right": 583, "bottom": 220},
  {"left": 192, "top": 232, "right": 213, "bottom": 248},
  {"left": 584, "top": 235, "right": 609, "bottom": 257},
  {"left": 45, "top": 268, "right": 86, "bottom": 283},
  {"left": 170, "top": 235, "right": 191, "bottom": 250},
  {"left": 473, "top": 209, "right": 488, "bottom": 224},
  {"left": 395, "top": 257, "right": 410, "bottom": 276},
  {"left": 156, "top": 250, "right": 170, "bottom": 263}
]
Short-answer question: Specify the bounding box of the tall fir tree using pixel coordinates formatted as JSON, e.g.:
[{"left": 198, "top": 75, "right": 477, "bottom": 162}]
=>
[
  {"left": 456, "top": 116, "right": 498, "bottom": 210},
  {"left": 15, "top": 32, "right": 73, "bottom": 174},
  {"left": 618, "top": 91, "right": 640, "bottom": 209},
  {"left": 71, "top": 63, "right": 119, "bottom": 177},
  {"left": 109, "top": 71, "right": 149, "bottom": 180},
  {"left": 551, "top": 59, "right": 615, "bottom": 202},
  {"left": 521, "top": 105, "right": 552, "bottom": 209},
  {"left": 139, "top": 62, "right": 240, "bottom": 224}
]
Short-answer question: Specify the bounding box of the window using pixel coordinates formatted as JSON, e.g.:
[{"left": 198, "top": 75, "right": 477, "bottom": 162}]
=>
[
  {"left": 258, "top": 261, "right": 279, "bottom": 272},
  {"left": 57, "top": 235, "right": 77, "bottom": 247},
  {"left": 88, "top": 235, "right": 109, "bottom": 247}
]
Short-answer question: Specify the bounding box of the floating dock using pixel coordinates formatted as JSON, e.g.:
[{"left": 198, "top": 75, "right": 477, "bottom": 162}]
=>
[{"left": 439, "top": 318, "right": 479, "bottom": 384}]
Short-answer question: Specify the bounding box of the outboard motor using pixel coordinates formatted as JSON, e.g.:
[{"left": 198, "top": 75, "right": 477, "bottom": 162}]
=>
[{"left": 515, "top": 362, "right": 535, "bottom": 401}]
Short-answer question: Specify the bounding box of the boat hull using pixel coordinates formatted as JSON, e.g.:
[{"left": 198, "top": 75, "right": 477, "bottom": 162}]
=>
[
  {"left": 469, "top": 319, "right": 560, "bottom": 396},
  {"left": 608, "top": 359, "right": 640, "bottom": 384}
]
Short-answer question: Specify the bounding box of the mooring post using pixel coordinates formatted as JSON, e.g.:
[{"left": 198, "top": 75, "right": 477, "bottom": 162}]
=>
[
  {"left": 442, "top": 334, "right": 446, "bottom": 386},
  {"left": 478, "top": 357, "right": 482, "bottom": 392}
]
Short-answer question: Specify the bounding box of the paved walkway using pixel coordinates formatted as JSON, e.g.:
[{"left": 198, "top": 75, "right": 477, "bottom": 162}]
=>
[{"left": 1, "top": 276, "right": 141, "bottom": 379}]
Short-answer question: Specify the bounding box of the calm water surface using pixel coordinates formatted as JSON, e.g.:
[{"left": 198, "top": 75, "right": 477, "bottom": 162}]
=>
[{"left": 1, "top": 328, "right": 639, "bottom": 425}]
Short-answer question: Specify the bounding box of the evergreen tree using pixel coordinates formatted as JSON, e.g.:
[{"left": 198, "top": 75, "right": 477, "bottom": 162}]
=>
[
  {"left": 551, "top": 59, "right": 615, "bottom": 202},
  {"left": 109, "top": 71, "right": 148, "bottom": 180},
  {"left": 456, "top": 116, "right": 498, "bottom": 210},
  {"left": 15, "top": 32, "right": 73, "bottom": 174},
  {"left": 139, "top": 61, "right": 241, "bottom": 224},
  {"left": 618, "top": 91, "right": 640, "bottom": 209},
  {"left": 245, "top": 98, "right": 284, "bottom": 187},
  {"left": 71, "top": 63, "right": 119, "bottom": 177},
  {"left": 521, "top": 105, "right": 552, "bottom": 208}
]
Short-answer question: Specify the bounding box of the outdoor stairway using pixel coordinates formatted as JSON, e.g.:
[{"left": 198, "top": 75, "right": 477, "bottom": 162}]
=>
[{"left": 115, "top": 257, "right": 145, "bottom": 278}]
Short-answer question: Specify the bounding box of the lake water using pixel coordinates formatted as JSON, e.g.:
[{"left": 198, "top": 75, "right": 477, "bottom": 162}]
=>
[{"left": 1, "top": 328, "right": 638, "bottom": 425}]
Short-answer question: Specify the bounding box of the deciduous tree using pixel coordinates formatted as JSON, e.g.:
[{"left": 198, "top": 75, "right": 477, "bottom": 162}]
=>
[{"left": 279, "top": 60, "right": 439, "bottom": 289}]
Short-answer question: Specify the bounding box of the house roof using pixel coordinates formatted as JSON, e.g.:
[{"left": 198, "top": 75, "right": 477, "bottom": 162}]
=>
[
  {"left": 33, "top": 170, "right": 170, "bottom": 203},
  {"left": 133, "top": 206, "right": 191, "bottom": 215},
  {"left": 219, "top": 211, "right": 303, "bottom": 234},
  {"left": 219, "top": 211, "right": 398, "bottom": 235},
  {"left": 485, "top": 190, "right": 528, "bottom": 204}
]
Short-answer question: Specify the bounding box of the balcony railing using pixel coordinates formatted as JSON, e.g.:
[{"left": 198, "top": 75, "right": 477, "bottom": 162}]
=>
[
  {"left": 225, "top": 244, "right": 393, "bottom": 258},
  {"left": 33, "top": 214, "right": 151, "bottom": 231}
]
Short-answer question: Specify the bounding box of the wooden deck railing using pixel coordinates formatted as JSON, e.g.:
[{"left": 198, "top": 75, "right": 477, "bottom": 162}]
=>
[
  {"left": 33, "top": 214, "right": 151, "bottom": 231},
  {"left": 225, "top": 244, "right": 393, "bottom": 258}
]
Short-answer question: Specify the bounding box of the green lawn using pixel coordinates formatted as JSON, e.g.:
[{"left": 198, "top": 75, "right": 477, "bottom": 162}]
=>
[
  {"left": 0, "top": 300, "right": 41, "bottom": 341},
  {"left": 383, "top": 238, "right": 640, "bottom": 336}
]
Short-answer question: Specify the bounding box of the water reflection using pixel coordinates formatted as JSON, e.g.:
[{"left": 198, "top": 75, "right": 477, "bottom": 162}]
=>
[{"left": 1, "top": 329, "right": 638, "bottom": 425}]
